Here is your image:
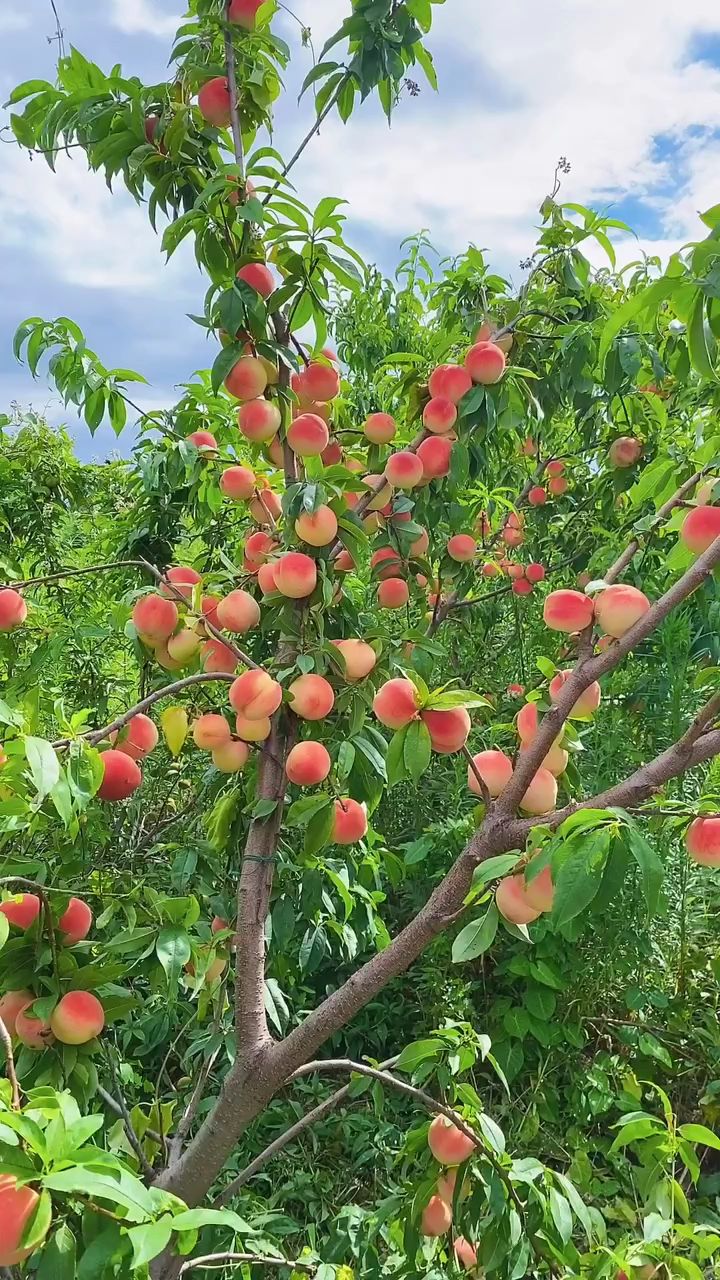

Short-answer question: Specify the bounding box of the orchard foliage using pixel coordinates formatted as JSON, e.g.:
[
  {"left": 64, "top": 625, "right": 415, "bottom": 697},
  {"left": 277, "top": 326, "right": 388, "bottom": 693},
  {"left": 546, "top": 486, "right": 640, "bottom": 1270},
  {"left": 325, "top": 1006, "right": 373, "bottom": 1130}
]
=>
[{"left": 2, "top": 2, "right": 720, "bottom": 1278}]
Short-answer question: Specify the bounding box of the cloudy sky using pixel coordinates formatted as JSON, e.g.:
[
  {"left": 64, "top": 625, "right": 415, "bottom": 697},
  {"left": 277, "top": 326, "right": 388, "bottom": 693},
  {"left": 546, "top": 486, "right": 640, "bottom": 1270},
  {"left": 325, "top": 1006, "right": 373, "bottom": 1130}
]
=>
[{"left": 2, "top": 0, "right": 720, "bottom": 460}]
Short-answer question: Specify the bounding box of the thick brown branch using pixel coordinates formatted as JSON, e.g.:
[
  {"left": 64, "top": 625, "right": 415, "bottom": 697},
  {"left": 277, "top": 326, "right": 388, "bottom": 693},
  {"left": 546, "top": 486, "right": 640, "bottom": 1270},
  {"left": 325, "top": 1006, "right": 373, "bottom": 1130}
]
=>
[
  {"left": 223, "top": 5, "right": 245, "bottom": 181},
  {"left": 0, "top": 1015, "right": 20, "bottom": 1110}
]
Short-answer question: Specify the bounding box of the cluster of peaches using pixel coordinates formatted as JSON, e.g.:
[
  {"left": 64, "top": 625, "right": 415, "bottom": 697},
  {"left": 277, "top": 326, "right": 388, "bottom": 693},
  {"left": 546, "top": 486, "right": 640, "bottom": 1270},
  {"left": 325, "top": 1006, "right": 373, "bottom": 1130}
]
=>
[
  {"left": 420, "top": 1114, "right": 481, "bottom": 1269},
  {"left": 0, "top": 892, "right": 105, "bottom": 1050}
]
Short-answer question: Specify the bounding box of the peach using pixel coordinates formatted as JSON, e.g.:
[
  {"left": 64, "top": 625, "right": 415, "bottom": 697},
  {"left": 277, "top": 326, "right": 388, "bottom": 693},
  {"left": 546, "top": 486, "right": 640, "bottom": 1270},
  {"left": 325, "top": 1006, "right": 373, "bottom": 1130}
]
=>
[
  {"left": 288, "top": 674, "right": 335, "bottom": 720},
  {"left": 519, "top": 767, "right": 558, "bottom": 815},
  {"left": 363, "top": 475, "right": 393, "bottom": 510},
  {"left": 0, "top": 894, "right": 40, "bottom": 930},
  {"left": 238, "top": 398, "right": 281, "bottom": 442},
  {"left": 594, "top": 584, "right": 650, "bottom": 638},
  {"left": 695, "top": 480, "right": 717, "bottom": 505},
  {"left": 287, "top": 412, "right": 330, "bottom": 457},
  {"left": 295, "top": 505, "right": 338, "bottom": 546},
  {"left": 0, "top": 589, "right": 27, "bottom": 631},
  {"left": 502, "top": 526, "right": 524, "bottom": 548},
  {"left": 576, "top": 572, "right": 591, "bottom": 590},
  {"left": 230, "top": 670, "right": 282, "bottom": 719},
  {"left": 16, "top": 1001, "right": 54, "bottom": 1050},
  {"left": 422, "top": 708, "right": 471, "bottom": 754},
  {"left": 373, "top": 678, "right": 420, "bottom": 729},
  {"left": 371, "top": 547, "right": 405, "bottom": 580},
  {"left": 331, "top": 797, "right": 368, "bottom": 844},
  {"left": 212, "top": 740, "right": 250, "bottom": 773},
  {"left": 301, "top": 361, "right": 341, "bottom": 402},
  {"left": 249, "top": 488, "right": 282, "bottom": 526},
  {"left": 266, "top": 435, "right": 285, "bottom": 466},
  {"left": 192, "top": 714, "right": 232, "bottom": 750},
  {"left": 525, "top": 562, "right": 545, "bottom": 584},
  {"left": 549, "top": 669, "right": 601, "bottom": 717},
  {"left": 524, "top": 865, "right": 554, "bottom": 913},
  {"left": 681, "top": 505, "right": 720, "bottom": 555},
  {"left": 549, "top": 475, "right": 568, "bottom": 496},
  {"left": 162, "top": 566, "right": 203, "bottom": 601},
  {"left": 522, "top": 437, "right": 537, "bottom": 456},
  {"left": 0, "top": 990, "right": 33, "bottom": 1036},
  {"left": 543, "top": 589, "right": 594, "bottom": 633},
  {"left": 331, "top": 638, "right": 377, "bottom": 681},
  {"left": 512, "top": 578, "right": 533, "bottom": 596},
  {"left": 245, "top": 531, "right": 276, "bottom": 569},
  {"left": 507, "top": 564, "right": 524, "bottom": 580},
  {"left": 546, "top": 460, "right": 564, "bottom": 477},
  {"left": 417, "top": 434, "right": 453, "bottom": 478},
  {"left": 474, "top": 321, "right": 493, "bottom": 343},
  {"left": 467, "top": 749, "right": 513, "bottom": 798},
  {"left": 421, "top": 1194, "right": 453, "bottom": 1237},
  {"left": 98, "top": 750, "right": 142, "bottom": 801},
  {"left": 275, "top": 552, "right": 318, "bottom": 599},
  {"left": 155, "top": 644, "right": 183, "bottom": 671},
  {"left": 167, "top": 628, "right": 202, "bottom": 664},
  {"left": 385, "top": 451, "right": 424, "bottom": 489},
  {"left": 321, "top": 438, "right": 343, "bottom": 465},
  {"left": 237, "top": 262, "right": 274, "bottom": 298},
  {"left": 225, "top": 355, "right": 268, "bottom": 401},
  {"left": 423, "top": 397, "right": 457, "bottom": 434},
  {"left": 51, "top": 990, "right": 105, "bottom": 1044},
  {"left": 257, "top": 562, "right": 279, "bottom": 595},
  {"left": 410, "top": 528, "right": 430, "bottom": 556},
  {"left": 185, "top": 949, "right": 227, "bottom": 984},
  {"left": 521, "top": 741, "right": 568, "bottom": 777},
  {"left": 378, "top": 578, "right": 409, "bottom": 608},
  {"left": 228, "top": 0, "right": 263, "bottom": 28},
  {"left": 516, "top": 701, "right": 539, "bottom": 744},
  {"left": 201, "top": 639, "right": 238, "bottom": 673},
  {"left": 428, "top": 363, "right": 472, "bottom": 404},
  {"left": 495, "top": 875, "right": 541, "bottom": 925},
  {"left": 447, "top": 534, "right": 477, "bottom": 562},
  {"left": 132, "top": 594, "right": 178, "bottom": 642},
  {"left": 686, "top": 816, "right": 720, "bottom": 866},
  {"left": 0, "top": 1176, "right": 45, "bottom": 1266},
  {"left": 507, "top": 683, "right": 524, "bottom": 697},
  {"left": 58, "top": 897, "right": 93, "bottom": 946},
  {"left": 364, "top": 412, "right": 396, "bottom": 444},
  {"left": 201, "top": 595, "right": 221, "bottom": 626},
  {"left": 428, "top": 1114, "right": 476, "bottom": 1164},
  {"left": 216, "top": 590, "right": 261, "bottom": 634},
  {"left": 482, "top": 562, "right": 502, "bottom": 578},
  {"left": 454, "top": 1238, "right": 478, "bottom": 1271},
  {"left": 465, "top": 341, "right": 506, "bottom": 384},
  {"left": 188, "top": 430, "right": 217, "bottom": 453},
  {"left": 235, "top": 714, "right": 271, "bottom": 742},
  {"left": 198, "top": 77, "right": 232, "bottom": 127},
  {"left": 528, "top": 486, "right": 547, "bottom": 506},
  {"left": 115, "top": 713, "right": 158, "bottom": 760},
  {"left": 609, "top": 437, "right": 642, "bottom": 468},
  {"left": 335, "top": 549, "right": 355, "bottom": 572},
  {"left": 286, "top": 741, "right": 332, "bottom": 785}
]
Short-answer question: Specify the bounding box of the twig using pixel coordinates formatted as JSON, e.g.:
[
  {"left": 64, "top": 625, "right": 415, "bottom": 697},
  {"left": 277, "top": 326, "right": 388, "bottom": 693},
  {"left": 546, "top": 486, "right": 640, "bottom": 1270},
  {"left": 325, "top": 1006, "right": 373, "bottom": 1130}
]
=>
[
  {"left": 462, "top": 744, "right": 492, "bottom": 810},
  {"left": 52, "top": 672, "right": 236, "bottom": 749},
  {"left": 101, "top": 1048, "right": 155, "bottom": 1181},
  {"left": 0, "top": 1016, "right": 20, "bottom": 1111},
  {"left": 138, "top": 559, "right": 257, "bottom": 670},
  {"left": 262, "top": 72, "right": 351, "bottom": 206},
  {"left": 604, "top": 466, "right": 710, "bottom": 583},
  {"left": 223, "top": 5, "right": 245, "bottom": 182},
  {"left": 4, "top": 560, "right": 145, "bottom": 590},
  {"left": 179, "top": 1256, "right": 315, "bottom": 1276},
  {"left": 96, "top": 1086, "right": 163, "bottom": 1147}
]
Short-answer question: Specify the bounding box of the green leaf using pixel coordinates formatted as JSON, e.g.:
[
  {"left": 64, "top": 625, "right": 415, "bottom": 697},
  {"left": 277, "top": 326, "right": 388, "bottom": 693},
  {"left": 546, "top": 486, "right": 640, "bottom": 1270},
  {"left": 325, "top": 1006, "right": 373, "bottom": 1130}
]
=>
[
  {"left": 678, "top": 1123, "right": 720, "bottom": 1151},
  {"left": 305, "top": 801, "right": 335, "bottom": 856},
  {"left": 36, "top": 1224, "right": 76, "bottom": 1280},
  {"left": 550, "top": 830, "right": 610, "bottom": 927},
  {"left": 598, "top": 277, "right": 677, "bottom": 369},
  {"left": 127, "top": 1217, "right": 173, "bottom": 1269},
  {"left": 395, "top": 1038, "right": 444, "bottom": 1072},
  {"left": 404, "top": 718, "right": 432, "bottom": 781},
  {"left": 43, "top": 1169, "right": 155, "bottom": 1221},
  {"left": 548, "top": 1187, "right": 573, "bottom": 1243},
  {"left": 452, "top": 902, "right": 499, "bottom": 963},
  {"left": 286, "top": 793, "right": 331, "bottom": 827},
  {"left": 155, "top": 927, "right": 191, "bottom": 988},
  {"left": 617, "top": 813, "right": 663, "bottom": 916},
  {"left": 386, "top": 726, "right": 408, "bottom": 787},
  {"left": 23, "top": 736, "right": 60, "bottom": 800},
  {"left": 171, "top": 1207, "right": 254, "bottom": 1234},
  {"left": 688, "top": 288, "right": 717, "bottom": 379}
]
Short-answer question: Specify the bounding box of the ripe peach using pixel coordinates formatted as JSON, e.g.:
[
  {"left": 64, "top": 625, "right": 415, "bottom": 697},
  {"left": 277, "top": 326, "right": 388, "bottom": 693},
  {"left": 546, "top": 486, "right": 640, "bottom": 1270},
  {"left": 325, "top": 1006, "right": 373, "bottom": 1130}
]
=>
[
  {"left": 371, "top": 547, "right": 405, "bottom": 580},
  {"left": 467, "top": 749, "right": 513, "bottom": 798},
  {"left": 275, "top": 552, "right": 318, "bottom": 599},
  {"left": 98, "top": 750, "right": 142, "bottom": 801},
  {"left": 465, "top": 341, "right": 506, "bottom": 384},
  {"left": 201, "top": 639, "right": 238, "bottom": 673},
  {"left": 225, "top": 355, "right": 268, "bottom": 401},
  {"left": 410, "top": 528, "right": 430, "bottom": 556},
  {"left": 249, "top": 487, "right": 283, "bottom": 526},
  {"left": 51, "top": 990, "right": 105, "bottom": 1044},
  {"left": 543, "top": 589, "right": 594, "bottom": 633},
  {"left": 421, "top": 1194, "right": 453, "bottom": 1237},
  {"left": 162, "top": 566, "right": 203, "bottom": 602},
  {"left": 528, "top": 486, "right": 547, "bottom": 506},
  {"left": 516, "top": 701, "right": 539, "bottom": 743},
  {"left": 228, "top": 0, "right": 263, "bottom": 28},
  {"left": 288, "top": 674, "right": 335, "bottom": 720},
  {"left": 335, "top": 549, "right": 355, "bottom": 572},
  {"left": 0, "top": 894, "right": 40, "bottom": 931},
  {"left": 475, "top": 321, "right": 493, "bottom": 343},
  {"left": 681, "top": 505, "right": 720, "bottom": 555},
  {"left": 454, "top": 1237, "right": 478, "bottom": 1271},
  {"left": 301, "top": 362, "right": 341, "bottom": 402},
  {"left": 257, "top": 562, "right": 279, "bottom": 595},
  {"left": 132, "top": 594, "right": 178, "bottom": 642},
  {"left": 364, "top": 412, "right": 396, "bottom": 444},
  {"left": 373, "top": 678, "right": 420, "bottom": 729},
  {"left": 546, "top": 460, "right": 564, "bottom": 477},
  {"left": 609, "top": 437, "right": 642, "bottom": 468},
  {"left": 525, "top": 562, "right": 545, "bottom": 584},
  {"left": 422, "top": 708, "right": 471, "bottom": 754},
  {"left": 213, "top": 740, "right": 250, "bottom": 772},
  {"left": 295, "top": 505, "right": 338, "bottom": 546},
  {"left": 385, "top": 451, "right": 424, "bottom": 489},
  {"left": 230, "top": 670, "right": 282, "bottom": 719},
  {"left": 216, "top": 590, "right": 261, "bottom": 634},
  {"left": 286, "top": 741, "right": 332, "bottom": 785},
  {"left": 502, "top": 526, "right": 524, "bottom": 548},
  {"left": 238, "top": 398, "right": 281, "bottom": 442},
  {"left": 549, "top": 475, "right": 568, "bottom": 496},
  {"left": 331, "top": 797, "right": 368, "bottom": 844},
  {"left": 16, "top": 1001, "right": 54, "bottom": 1050},
  {"left": 237, "top": 262, "right": 274, "bottom": 298},
  {"left": 201, "top": 595, "right": 221, "bottom": 626},
  {"left": 378, "top": 578, "right": 409, "bottom": 608},
  {"left": 288, "top": 413, "right": 330, "bottom": 457},
  {"left": 58, "top": 897, "right": 93, "bottom": 946},
  {"left": 417, "top": 434, "right": 453, "bottom": 478},
  {"left": 245, "top": 531, "right": 276, "bottom": 569},
  {"left": 549, "top": 669, "right": 601, "bottom": 717},
  {"left": 428, "top": 363, "right": 472, "bottom": 404},
  {"left": 0, "top": 1176, "right": 45, "bottom": 1266},
  {"left": 447, "top": 534, "right": 477, "bottom": 563},
  {"left": 512, "top": 578, "right": 533, "bottom": 596},
  {"left": 363, "top": 475, "right": 394, "bottom": 510},
  {"left": 507, "top": 564, "right": 524, "bottom": 580},
  {"left": 428, "top": 1114, "right": 476, "bottom": 1164},
  {"left": 198, "top": 77, "right": 232, "bottom": 127},
  {"left": 423, "top": 397, "right": 458, "bottom": 435},
  {"left": 524, "top": 865, "right": 554, "bottom": 913},
  {"left": 507, "top": 683, "right": 524, "bottom": 697},
  {"left": 155, "top": 644, "right": 184, "bottom": 671},
  {"left": 266, "top": 435, "right": 285, "bottom": 467},
  {"left": 0, "top": 990, "right": 33, "bottom": 1036},
  {"left": 167, "top": 628, "right": 202, "bottom": 664},
  {"left": 520, "top": 741, "right": 568, "bottom": 777},
  {"left": 495, "top": 875, "right": 541, "bottom": 925},
  {"left": 188, "top": 430, "right": 217, "bottom": 454},
  {"left": 519, "top": 767, "right": 558, "bottom": 815},
  {"left": 594, "top": 584, "right": 650, "bottom": 638},
  {"left": 0, "top": 589, "right": 27, "bottom": 631},
  {"left": 321, "top": 438, "right": 343, "bottom": 465},
  {"left": 115, "top": 713, "right": 158, "bottom": 760},
  {"left": 235, "top": 714, "right": 271, "bottom": 742},
  {"left": 185, "top": 949, "right": 227, "bottom": 984},
  {"left": 331, "top": 638, "right": 377, "bottom": 681},
  {"left": 482, "top": 561, "right": 502, "bottom": 578},
  {"left": 193, "top": 714, "right": 232, "bottom": 750},
  {"left": 522, "top": 437, "right": 537, "bottom": 456},
  {"left": 686, "top": 816, "right": 720, "bottom": 866}
]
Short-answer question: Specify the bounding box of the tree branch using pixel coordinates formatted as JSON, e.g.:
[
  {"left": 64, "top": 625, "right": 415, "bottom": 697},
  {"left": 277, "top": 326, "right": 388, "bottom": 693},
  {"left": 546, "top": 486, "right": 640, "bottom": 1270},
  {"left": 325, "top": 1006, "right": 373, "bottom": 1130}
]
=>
[
  {"left": 179, "top": 1255, "right": 315, "bottom": 1276},
  {"left": 101, "top": 1048, "right": 155, "bottom": 1181},
  {"left": 0, "top": 1015, "right": 20, "bottom": 1111},
  {"left": 223, "top": 4, "right": 245, "bottom": 182},
  {"left": 52, "top": 672, "right": 236, "bottom": 749},
  {"left": 604, "top": 466, "right": 710, "bottom": 584},
  {"left": 262, "top": 72, "right": 351, "bottom": 207}
]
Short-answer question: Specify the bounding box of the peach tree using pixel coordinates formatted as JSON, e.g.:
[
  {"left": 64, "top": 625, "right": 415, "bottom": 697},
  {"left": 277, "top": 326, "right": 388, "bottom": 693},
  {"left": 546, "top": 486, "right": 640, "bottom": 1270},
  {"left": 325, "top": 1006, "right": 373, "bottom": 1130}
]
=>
[{"left": 2, "top": 2, "right": 720, "bottom": 1277}]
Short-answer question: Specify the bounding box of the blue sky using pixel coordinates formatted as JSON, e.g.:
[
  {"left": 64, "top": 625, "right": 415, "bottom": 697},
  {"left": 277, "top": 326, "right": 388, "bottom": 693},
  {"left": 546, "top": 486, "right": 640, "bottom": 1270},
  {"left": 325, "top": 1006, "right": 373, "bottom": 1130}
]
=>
[{"left": 2, "top": 0, "right": 720, "bottom": 461}]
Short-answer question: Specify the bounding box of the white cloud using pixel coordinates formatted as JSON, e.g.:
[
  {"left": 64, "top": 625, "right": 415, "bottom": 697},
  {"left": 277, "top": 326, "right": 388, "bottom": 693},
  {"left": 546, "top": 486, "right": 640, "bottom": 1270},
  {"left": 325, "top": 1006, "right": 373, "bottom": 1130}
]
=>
[
  {"left": 108, "top": 0, "right": 181, "bottom": 38},
  {"left": 0, "top": 13, "right": 30, "bottom": 31}
]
